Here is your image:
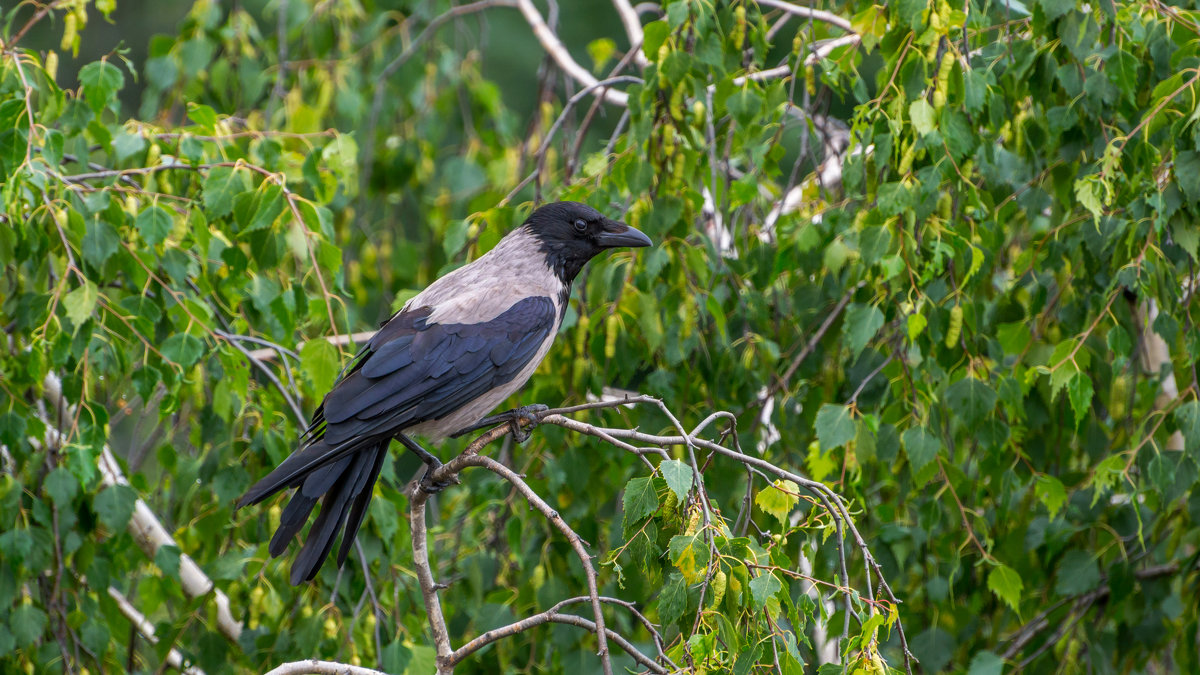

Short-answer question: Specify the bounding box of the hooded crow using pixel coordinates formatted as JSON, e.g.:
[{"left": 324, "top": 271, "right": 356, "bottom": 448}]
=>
[{"left": 238, "top": 201, "right": 652, "bottom": 584}]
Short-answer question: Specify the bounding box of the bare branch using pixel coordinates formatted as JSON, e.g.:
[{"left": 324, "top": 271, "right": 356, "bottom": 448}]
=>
[
  {"left": 503, "top": 75, "right": 642, "bottom": 205},
  {"left": 755, "top": 0, "right": 856, "bottom": 32},
  {"left": 450, "top": 596, "right": 667, "bottom": 671},
  {"left": 409, "top": 488, "right": 455, "bottom": 671},
  {"left": 411, "top": 444, "right": 615, "bottom": 675},
  {"left": 105, "top": 587, "right": 205, "bottom": 675},
  {"left": 263, "top": 659, "right": 390, "bottom": 675},
  {"left": 247, "top": 331, "right": 374, "bottom": 362},
  {"left": 516, "top": 0, "right": 630, "bottom": 106},
  {"left": 611, "top": 0, "right": 651, "bottom": 67}
]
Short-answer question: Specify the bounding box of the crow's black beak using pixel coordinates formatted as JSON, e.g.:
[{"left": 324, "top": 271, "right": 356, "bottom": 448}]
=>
[{"left": 596, "top": 219, "right": 652, "bottom": 249}]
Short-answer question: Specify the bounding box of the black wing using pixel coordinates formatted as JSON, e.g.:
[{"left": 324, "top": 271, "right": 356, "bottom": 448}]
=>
[
  {"left": 318, "top": 294, "right": 557, "bottom": 444},
  {"left": 239, "top": 295, "right": 557, "bottom": 583}
]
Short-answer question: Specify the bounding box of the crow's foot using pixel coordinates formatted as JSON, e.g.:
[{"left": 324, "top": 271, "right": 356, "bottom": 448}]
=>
[
  {"left": 452, "top": 404, "right": 549, "bottom": 443},
  {"left": 418, "top": 459, "right": 452, "bottom": 494},
  {"left": 396, "top": 433, "right": 453, "bottom": 494}
]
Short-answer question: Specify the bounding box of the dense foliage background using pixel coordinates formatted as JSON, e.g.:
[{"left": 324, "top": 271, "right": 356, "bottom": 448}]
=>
[{"left": 2, "top": 0, "right": 1199, "bottom": 673}]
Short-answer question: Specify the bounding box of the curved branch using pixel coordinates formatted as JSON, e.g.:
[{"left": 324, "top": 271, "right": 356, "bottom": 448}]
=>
[
  {"left": 41, "top": 373, "right": 243, "bottom": 643},
  {"left": 450, "top": 596, "right": 667, "bottom": 671},
  {"left": 106, "top": 586, "right": 206, "bottom": 675},
  {"left": 755, "top": 0, "right": 855, "bottom": 32},
  {"left": 611, "top": 0, "right": 651, "bottom": 67},
  {"left": 411, "top": 443, "right": 616, "bottom": 675},
  {"left": 263, "top": 660, "right": 390, "bottom": 675},
  {"left": 516, "top": 0, "right": 630, "bottom": 106}
]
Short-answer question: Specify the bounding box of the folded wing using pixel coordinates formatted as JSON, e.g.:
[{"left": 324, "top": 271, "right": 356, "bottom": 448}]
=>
[{"left": 239, "top": 294, "right": 558, "bottom": 583}]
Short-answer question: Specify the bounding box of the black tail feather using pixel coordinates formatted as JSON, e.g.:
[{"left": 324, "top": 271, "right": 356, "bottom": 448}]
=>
[
  {"left": 289, "top": 446, "right": 377, "bottom": 584},
  {"left": 238, "top": 437, "right": 364, "bottom": 509},
  {"left": 240, "top": 434, "right": 392, "bottom": 585},
  {"left": 336, "top": 441, "right": 389, "bottom": 568}
]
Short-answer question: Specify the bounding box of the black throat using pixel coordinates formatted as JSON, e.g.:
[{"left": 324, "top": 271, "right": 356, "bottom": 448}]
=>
[{"left": 531, "top": 233, "right": 596, "bottom": 286}]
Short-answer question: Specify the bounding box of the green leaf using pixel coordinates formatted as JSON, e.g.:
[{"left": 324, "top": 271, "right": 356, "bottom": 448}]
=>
[
  {"left": 187, "top": 102, "right": 218, "bottom": 129},
  {"left": 891, "top": 0, "right": 928, "bottom": 30},
  {"left": 135, "top": 205, "right": 173, "bottom": 246},
  {"left": 755, "top": 479, "right": 799, "bottom": 527},
  {"left": 749, "top": 571, "right": 782, "bottom": 610},
  {"left": 968, "top": 651, "right": 1005, "bottom": 675},
  {"left": 1035, "top": 475, "right": 1067, "bottom": 518},
  {"left": 9, "top": 604, "right": 47, "bottom": 646},
  {"left": 660, "top": 459, "right": 693, "bottom": 503},
  {"left": 901, "top": 426, "right": 941, "bottom": 475},
  {"left": 814, "top": 404, "right": 855, "bottom": 451},
  {"left": 642, "top": 21, "right": 670, "bottom": 60},
  {"left": 161, "top": 334, "right": 204, "bottom": 369},
  {"left": 299, "top": 338, "right": 340, "bottom": 393},
  {"left": 1176, "top": 401, "right": 1200, "bottom": 462},
  {"left": 82, "top": 218, "right": 120, "bottom": 269},
  {"left": 1055, "top": 550, "right": 1101, "bottom": 596},
  {"left": 78, "top": 61, "right": 125, "bottom": 114},
  {"left": 1036, "top": 0, "right": 1073, "bottom": 21},
  {"left": 945, "top": 377, "right": 997, "bottom": 426},
  {"left": 94, "top": 484, "right": 137, "bottom": 532},
  {"left": 909, "top": 99, "right": 936, "bottom": 136},
  {"left": 907, "top": 312, "right": 927, "bottom": 341},
  {"left": 727, "top": 89, "right": 763, "bottom": 126},
  {"left": 911, "top": 627, "right": 956, "bottom": 674},
  {"left": 155, "top": 544, "right": 182, "bottom": 580},
  {"left": 1074, "top": 176, "right": 1103, "bottom": 223},
  {"left": 622, "top": 477, "right": 659, "bottom": 529},
  {"left": 381, "top": 639, "right": 413, "bottom": 673},
  {"left": 1065, "top": 371, "right": 1093, "bottom": 427},
  {"left": 657, "top": 572, "right": 687, "bottom": 625},
  {"left": 1178, "top": 151, "right": 1200, "bottom": 205},
  {"left": 63, "top": 280, "right": 99, "bottom": 328},
  {"left": 44, "top": 468, "right": 78, "bottom": 504},
  {"left": 843, "top": 303, "right": 884, "bottom": 359},
  {"left": 235, "top": 183, "right": 287, "bottom": 234},
  {"left": 202, "top": 166, "right": 246, "bottom": 218},
  {"left": 587, "top": 37, "right": 617, "bottom": 72}
]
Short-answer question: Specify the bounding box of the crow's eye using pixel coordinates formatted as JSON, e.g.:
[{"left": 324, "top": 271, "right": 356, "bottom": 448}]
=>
[{"left": 573, "top": 218, "right": 588, "bottom": 232}]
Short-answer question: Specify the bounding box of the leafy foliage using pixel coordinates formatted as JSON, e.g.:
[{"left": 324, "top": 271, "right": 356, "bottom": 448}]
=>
[{"left": 3, "top": 0, "right": 1200, "bottom": 673}]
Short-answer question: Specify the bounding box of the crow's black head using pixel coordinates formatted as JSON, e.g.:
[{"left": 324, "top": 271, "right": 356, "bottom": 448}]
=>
[{"left": 525, "top": 201, "right": 652, "bottom": 283}]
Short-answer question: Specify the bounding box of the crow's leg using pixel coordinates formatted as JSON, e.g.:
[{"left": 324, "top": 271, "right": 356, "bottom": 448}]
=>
[
  {"left": 395, "top": 433, "right": 451, "bottom": 494},
  {"left": 450, "top": 404, "right": 549, "bottom": 443}
]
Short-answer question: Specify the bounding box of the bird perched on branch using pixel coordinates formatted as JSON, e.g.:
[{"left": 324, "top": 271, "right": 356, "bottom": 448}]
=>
[{"left": 239, "top": 201, "right": 651, "bottom": 584}]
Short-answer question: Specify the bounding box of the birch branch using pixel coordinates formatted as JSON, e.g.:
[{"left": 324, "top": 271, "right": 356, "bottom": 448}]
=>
[
  {"left": 41, "top": 373, "right": 243, "bottom": 643},
  {"left": 755, "top": 0, "right": 856, "bottom": 32},
  {"left": 610, "top": 0, "right": 650, "bottom": 67},
  {"left": 106, "top": 586, "right": 206, "bottom": 675},
  {"left": 1137, "top": 299, "right": 1185, "bottom": 451},
  {"left": 516, "top": 0, "right": 630, "bottom": 106},
  {"left": 263, "top": 660, "right": 390, "bottom": 675},
  {"left": 409, "top": 422, "right": 615, "bottom": 675}
]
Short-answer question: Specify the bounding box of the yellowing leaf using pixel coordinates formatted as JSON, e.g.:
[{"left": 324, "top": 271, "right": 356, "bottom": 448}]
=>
[
  {"left": 668, "top": 533, "right": 709, "bottom": 584},
  {"left": 755, "top": 479, "right": 799, "bottom": 527}
]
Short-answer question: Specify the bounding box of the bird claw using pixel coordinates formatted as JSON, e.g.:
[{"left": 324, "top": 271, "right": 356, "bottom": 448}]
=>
[
  {"left": 508, "top": 404, "right": 548, "bottom": 444},
  {"left": 450, "top": 403, "right": 549, "bottom": 442},
  {"left": 416, "top": 456, "right": 456, "bottom": 494}
]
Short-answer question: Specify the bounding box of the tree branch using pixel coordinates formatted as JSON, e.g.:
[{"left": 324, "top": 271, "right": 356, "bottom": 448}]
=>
[
  {"left": 398, "top": 393, "right": 913, "bottom": 674},
  {"left": 263, "top": 659, "right": 390, "bottom": 675},
  {"left": 516, "top": 0, "right": 630, "bottom": 106},
  {"left": 105, "top": 586, "right": 205, "bottom": 675},
  {"left": 610, "top": 0, "right": 650, "bottom": 67},
  {"left": 40, "top": 373, "right": 243, "bottom": 643},
  {"left": 755, "top": 0, "right": 855, "bottom": 32}
]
